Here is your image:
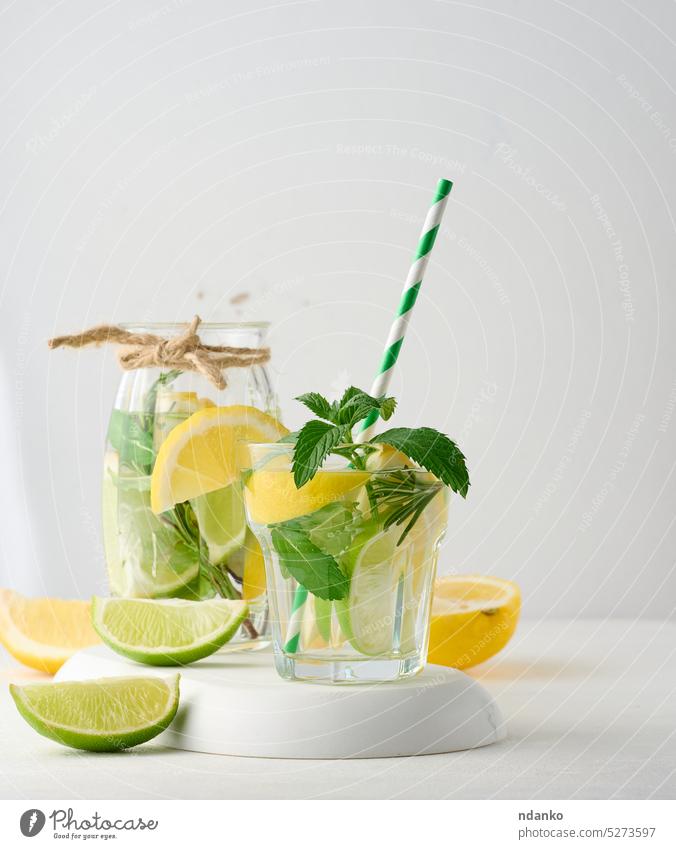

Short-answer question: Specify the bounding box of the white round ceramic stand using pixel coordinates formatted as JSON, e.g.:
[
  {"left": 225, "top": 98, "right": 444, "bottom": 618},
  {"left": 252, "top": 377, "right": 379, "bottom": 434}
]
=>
[{"left": 56, "top": 645, "right": 506, "bottom": 759}]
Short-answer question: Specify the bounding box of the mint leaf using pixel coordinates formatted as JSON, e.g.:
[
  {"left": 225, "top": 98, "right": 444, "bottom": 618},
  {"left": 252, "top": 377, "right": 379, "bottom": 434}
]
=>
[
  {"left": 107, "top": 410, "right": 155, "bottom": 473},
  {"left": 337, "top": 385, "right": 363, "bottom": 408},
  {"left": 281, "top": 501, "right": 359, "bottom": 557},
  {"left": 374, "top": 427, "right": 470, "bottom": 497},
  {"left": 379, "top": 396, "right": 397, "bottom": 421},
  {"left": 295, "top": 392, "right": 335, "bottom": 422},
  {"left": 292, "top": 421, "right": 346, "bottom": 487},
  {"left": 335, "top": 387, "right": 397, "bottom": 428},
  {"left": 270, "top": 526, "right": 349, "bottom": 600}
]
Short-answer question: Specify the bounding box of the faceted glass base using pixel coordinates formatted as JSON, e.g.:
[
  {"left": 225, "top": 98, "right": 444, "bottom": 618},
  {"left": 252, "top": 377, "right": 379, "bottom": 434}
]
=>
[{"left": 274, "top": 652, "right": 425, "bottom": 684}]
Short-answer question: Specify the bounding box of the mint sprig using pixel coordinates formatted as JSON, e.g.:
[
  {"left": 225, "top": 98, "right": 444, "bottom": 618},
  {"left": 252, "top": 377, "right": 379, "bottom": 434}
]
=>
[
  {"left": 288, "top": 386, "right": 470, "bottom": 501},
  {"left": 291, "top": 387, "right": 396, "bottom": 487}
]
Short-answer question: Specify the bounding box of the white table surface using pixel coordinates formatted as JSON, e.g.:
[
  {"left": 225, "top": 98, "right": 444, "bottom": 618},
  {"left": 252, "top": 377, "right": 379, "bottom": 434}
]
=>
[{"left": 1, "top": 619, "right": 675, "bottom": 800}]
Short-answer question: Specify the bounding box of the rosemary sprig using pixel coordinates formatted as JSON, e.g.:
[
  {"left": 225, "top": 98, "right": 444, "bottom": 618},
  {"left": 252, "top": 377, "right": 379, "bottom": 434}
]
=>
[{"left": 367, "top": 470, "right": 443, "bottom": 544}]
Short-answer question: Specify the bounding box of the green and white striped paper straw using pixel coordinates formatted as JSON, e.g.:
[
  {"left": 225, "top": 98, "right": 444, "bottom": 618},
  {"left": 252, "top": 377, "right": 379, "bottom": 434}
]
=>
[
  {"left": 283, "top": 584, "right": 308, "bottom": 654},
  {"left": 357, "top": 178, "right": 453, "bottom": 442},
  {"left": 282, "top": 178, "right": 453, "bottom": 656}
]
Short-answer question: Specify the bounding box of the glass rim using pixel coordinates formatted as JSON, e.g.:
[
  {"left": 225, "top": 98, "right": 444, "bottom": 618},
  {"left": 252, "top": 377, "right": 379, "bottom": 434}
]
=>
[
  {"left": 243, "top": 442, "right": 436, "bottom": 476},
  {"left": 245, "top": 441, "right": 410, "bottom": 449},
  {"left": 119, "top": 321, "right": 270, "bottom": 331}
]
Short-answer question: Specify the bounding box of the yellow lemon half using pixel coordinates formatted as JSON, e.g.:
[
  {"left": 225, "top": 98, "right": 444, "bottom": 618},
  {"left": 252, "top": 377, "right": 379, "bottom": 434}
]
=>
[
  {"left": 150, "top": 405, "right": 288, "bottom": 514},
  {"left": 0, "top": 590, "right": 101, "bottom": 675},
  {"left": 428, "top": 575, "right": 520, "bottom": 670}
]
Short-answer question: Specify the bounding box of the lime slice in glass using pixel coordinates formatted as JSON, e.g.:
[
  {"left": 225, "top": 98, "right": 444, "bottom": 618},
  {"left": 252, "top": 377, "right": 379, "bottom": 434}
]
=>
[
  {"left": 336, "top": 523, "right": 403, "bottom": 655},
  {"left": 106, "top": 476, "right": 200, "bottom": 598},
  {"left": 91, "top": 597, "right": 248, "bottom": 665},
  {"left": 190, "top": 483, "right": 246, "bottom": 566},
  {"left": 313, "top": 596, "right": 333, "bottom": 643},
  {"left": 10, "top": 675, "right": 179, "bottom": 752}
]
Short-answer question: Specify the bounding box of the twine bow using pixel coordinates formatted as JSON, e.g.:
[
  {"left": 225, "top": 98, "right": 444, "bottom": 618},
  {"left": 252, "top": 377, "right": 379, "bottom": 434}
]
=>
[{"left": 47, "top": 315, "right": 270, "bottom": 390}]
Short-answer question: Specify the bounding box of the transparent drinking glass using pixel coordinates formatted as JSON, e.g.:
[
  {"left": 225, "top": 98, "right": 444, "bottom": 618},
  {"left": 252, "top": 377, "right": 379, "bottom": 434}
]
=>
[
  {"left": 242, "top": 443, "right": 449, "bottom": 682},
  {"left": 102, "top": 322, "right": 276, "bottom": 648}
]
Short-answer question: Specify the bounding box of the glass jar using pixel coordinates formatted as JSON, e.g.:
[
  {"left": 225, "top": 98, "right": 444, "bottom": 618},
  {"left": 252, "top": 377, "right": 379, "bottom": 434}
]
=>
[
  {"left": 102, "top": 322, "right": 277, "bottom": 647},
  {"left": 242, "top": 443, "right": 449, "bottom": 682}
]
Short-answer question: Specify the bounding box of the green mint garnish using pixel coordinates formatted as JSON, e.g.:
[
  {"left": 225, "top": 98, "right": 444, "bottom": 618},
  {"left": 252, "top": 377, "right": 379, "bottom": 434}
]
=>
[
  {"left": 290, "top": 387, "right": 396, "bottom": 487},
  {"left": 292, "top": 420, "right": 348, "bottom": 488},
  {"left": 270, "top": 526, "right": 349, "bottom": 600},
  {"left": 287, "top": 385, "right": 469, "bottom": 501},
  {"left": 279, "top": 386, "right": 470, "bottom": 555},
  {"left": 374, "top": 427, "right": 470, "bottom": 498}
]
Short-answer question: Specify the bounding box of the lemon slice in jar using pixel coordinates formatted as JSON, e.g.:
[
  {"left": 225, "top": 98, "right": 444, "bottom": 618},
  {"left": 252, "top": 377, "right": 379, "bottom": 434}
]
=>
[{"left": 150, "top": 405, "right": 288, "bottom": 514}]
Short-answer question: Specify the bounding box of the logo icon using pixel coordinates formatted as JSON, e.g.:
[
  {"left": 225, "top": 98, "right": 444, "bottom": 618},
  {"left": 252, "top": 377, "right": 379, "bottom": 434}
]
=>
[{"left": 20, "top": 809, "right": 45, "bottom": 837}]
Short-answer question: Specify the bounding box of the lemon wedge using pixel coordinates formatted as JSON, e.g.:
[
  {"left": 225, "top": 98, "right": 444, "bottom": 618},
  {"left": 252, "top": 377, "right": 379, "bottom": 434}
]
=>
[{"left": 0, "top": 590, "right": 100, "bottom": 675}]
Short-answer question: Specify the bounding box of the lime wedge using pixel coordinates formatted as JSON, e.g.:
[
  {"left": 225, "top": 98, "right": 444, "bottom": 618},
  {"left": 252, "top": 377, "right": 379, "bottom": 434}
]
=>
[
  {"left": 336, "top": 523, "right": 403, "bottom": 655},
  {"left": 10, "top": 675, "right": 179, "bottom": 752},
  {"left": 190, "top": 483, "right": 246, "bottom": 565},
  {"left": 91, "top": 597, "right": 248, "bottom": 665}
]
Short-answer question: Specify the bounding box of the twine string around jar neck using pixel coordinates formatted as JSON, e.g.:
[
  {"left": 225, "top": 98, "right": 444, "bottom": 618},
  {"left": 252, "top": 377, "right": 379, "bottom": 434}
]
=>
[{"left": 47, "top": 315, "right": 270, "bottom": 390}]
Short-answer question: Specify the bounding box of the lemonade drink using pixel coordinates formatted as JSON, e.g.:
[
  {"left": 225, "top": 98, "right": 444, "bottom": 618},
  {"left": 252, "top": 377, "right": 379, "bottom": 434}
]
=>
[{"left": 243, "top": 443, "right": 450, "bottom": 683}]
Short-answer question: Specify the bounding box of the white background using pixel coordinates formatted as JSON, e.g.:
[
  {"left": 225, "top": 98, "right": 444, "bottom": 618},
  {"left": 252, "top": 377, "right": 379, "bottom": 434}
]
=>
[{"left": 0, "top": 0, "right": 674, "bottom": 619}]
